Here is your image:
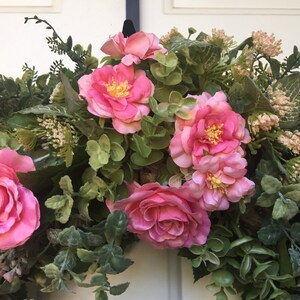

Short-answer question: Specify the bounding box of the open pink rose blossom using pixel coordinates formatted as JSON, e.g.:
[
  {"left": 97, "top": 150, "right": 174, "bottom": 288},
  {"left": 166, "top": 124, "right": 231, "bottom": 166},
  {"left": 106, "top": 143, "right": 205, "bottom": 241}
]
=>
[
  {"left": 107, "top": 182, "right": 211, "bottom": 249},
  {"left": 185, "top": 152, "right": 255, "bottom": 211},
  {"left": 101, "top": 31, "right": 166, "bottom": 66},
  {"left": 78, "top": 63, "right": 154, "bottom": 134},
  {"left": 169, "top": 91, "right": 250, "bottom": 168},
  {"left": 0, "top": 148, "right": 40, "bottom": 250}
]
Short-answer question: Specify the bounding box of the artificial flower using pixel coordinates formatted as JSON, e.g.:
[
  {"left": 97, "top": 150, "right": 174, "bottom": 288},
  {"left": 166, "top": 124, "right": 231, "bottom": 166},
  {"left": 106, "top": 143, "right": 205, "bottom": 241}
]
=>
[
  {"left": 185, "top": 152, "right": 255, "bottom": 211},
  {"left": 78, "top": 63, "right": 154, "bottom": 134},
  {"left": 107, "top": 182, "right": 211, "bottom": 249},
  {"left": 101, "top": 31, "right": 166, "bottom": 65},
  {"left": 169, "top": 91, "right": 250, "bottom": 168},
  {"left": 0, "top": 148, "right": 40, "bottom": 250}
]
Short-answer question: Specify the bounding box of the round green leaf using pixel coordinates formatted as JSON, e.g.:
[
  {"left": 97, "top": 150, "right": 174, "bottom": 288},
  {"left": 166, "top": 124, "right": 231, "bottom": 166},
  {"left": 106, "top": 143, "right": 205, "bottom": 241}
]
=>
[{"left": 212, "top": 269, "right": 234, "bottom": 287}]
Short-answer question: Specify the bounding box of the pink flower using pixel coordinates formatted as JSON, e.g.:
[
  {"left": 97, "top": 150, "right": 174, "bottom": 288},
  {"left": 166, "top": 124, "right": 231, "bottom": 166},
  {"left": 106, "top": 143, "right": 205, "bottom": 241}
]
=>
[
  {"left": 0, "top": 148, "right": 40, "bottom": 250},
  {"left": 101, "top": 32, "right": 166, "bottom": 66},
  {"left": 107, "top": 182, "right": 211, "bottom": 249},
  {"left": 169, "top": 91, "right": 250, "bottom": 168},
  {"left": 78, "top": 63, "right": 154, "bottom": 134},
  {"left": 185, "top": 153, "right": 254, "bottom": 212}
]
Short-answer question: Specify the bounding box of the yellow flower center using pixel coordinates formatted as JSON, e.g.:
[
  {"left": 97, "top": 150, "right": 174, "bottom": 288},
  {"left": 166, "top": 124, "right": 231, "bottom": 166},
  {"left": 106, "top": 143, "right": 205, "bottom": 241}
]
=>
[
  {"left": 205, "top": 124, "right": 224, "bottom": 145},
  {"left": 207, "top": 173, "right": 228, "bottom": 194},
  {"left": 105, "top": 78, "right": 130, "bottom": 98}
]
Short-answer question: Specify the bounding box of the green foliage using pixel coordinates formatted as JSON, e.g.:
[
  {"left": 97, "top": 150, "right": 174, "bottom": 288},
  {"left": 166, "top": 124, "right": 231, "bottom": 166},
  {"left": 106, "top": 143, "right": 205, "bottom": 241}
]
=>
[{"left": 1, "top": 16, "right": 300, "bottom": 300}]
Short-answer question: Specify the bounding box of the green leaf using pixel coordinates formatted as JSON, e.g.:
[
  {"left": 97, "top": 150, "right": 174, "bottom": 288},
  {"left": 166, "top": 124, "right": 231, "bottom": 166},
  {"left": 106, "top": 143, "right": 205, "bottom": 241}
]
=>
[
  {"left": 259, "top": 280, "right": 271, "bottom": 299},
  {"left": 40, "top": 279, "right": 61, "bottom": 293},
  {"left": 132, "top": 134, "right": 151, "bottom": 158},
  {"left": 256, "top": 192, "right": 278, "bottom": 207},
  {"left": 41, "top": 263, "right": 61, "bottom": 279},
  {"left": 272, "top": 197, "right": 298, "bottom": 220},
  {"left": 261, "top": 175, "right": 282, "bottom": 194},
  {"left": 131, "top": 150, "right": 164, "bottom": 167},
  {"left": 253, "top": 262, "right": 272, "bottom": 281},
  {"left": 86, "top": 137, "right": 110, "bottom": 170},
  {"left": 18, "top": 103, "right": 72, "bottom": 117},
  {"left": 77, "top": 248, "right": 99, "bottom": 263},
  {"left": 212, "top": 269, "right": 234, "bottom": 287},
  {"left": 95, "top": 290, "right": 108, "bottom": 300},
  {"left": 284, "top": 190, "right": 300, "bottom": 202},
  {"left": 290, "top": 223, "right": 300, "bottom": 242},
  {"left": 240, "top": 255, "right": 252, "bottom": 279},
  {"left": 248, "top": 246, "right": 277, "bottom": 257},
  {"left": 110, "top": 142, "right": 125, "bottom": 161},
  {"left": 59, "top": 175, "right": 73, "bottom": 195},
  {"left": 257, "top": 224, "right": 283, "bottom": 246},
  {"left": 215, "top": 290, "right": 228, "bottom": 300},
  {"left": 105, "top": 210, "right": 128, "bottom": 242},
  {"left": 229, "top": 77, "right": 274, "bottom": 114},
  {"left": 79, "top": 182, "right": 98, "bottom": 200},
  {"left": 230, "top": 236, "right": 253, "bottom": 249},
  {"left": 274, "top": 73, "right": 300, "bottom": 128},
  {"left": 54, "top": 250, "right": 77, "bottom": 271},
  {"left": 60, "top": 72, "right": 85, "bottom": 113},
  {"left": 207, "top": 238, "right": 225, "bottom": 252},
  {"left": 58, "top": 226, "right": 83, "bottom": 248},
  {"left": 110, "top": 282, "right": 130, "bottom": 295},
  {"left": 90, "top": 274, "right": 108, "bottom": 286},
  {"left": 45, "top": 195, "right": 67, "bottom": 210}
]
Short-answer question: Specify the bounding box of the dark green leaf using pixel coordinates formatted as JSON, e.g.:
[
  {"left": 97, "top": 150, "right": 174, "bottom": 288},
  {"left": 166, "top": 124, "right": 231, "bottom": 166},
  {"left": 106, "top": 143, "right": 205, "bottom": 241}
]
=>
[{"left": 110, "top": 282, "right": 130, "bottom": 295}]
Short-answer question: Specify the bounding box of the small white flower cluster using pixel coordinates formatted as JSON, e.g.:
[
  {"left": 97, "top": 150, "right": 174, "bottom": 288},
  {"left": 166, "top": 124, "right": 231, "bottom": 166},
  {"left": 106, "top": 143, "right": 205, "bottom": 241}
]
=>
[
  {"left": 160, "top": 27, "right": 179, "bottom": 46},
  {"left": 249, "top": 112, "right": 279, "bottom": 134},
  {"left": 252, "top": 31, "right": 282, "bottom": 57},
  {"left": 206, "top": 28, "right": 235, "bottom": 50},
  {"left": 278, "top": 130, "right": 300, "bottom": 155},
  {"left": 37, "top": 115, "right": 77, "bottom": 150},
  {"left": 267, "top": 85, "right": 293, "bottom": 117}
]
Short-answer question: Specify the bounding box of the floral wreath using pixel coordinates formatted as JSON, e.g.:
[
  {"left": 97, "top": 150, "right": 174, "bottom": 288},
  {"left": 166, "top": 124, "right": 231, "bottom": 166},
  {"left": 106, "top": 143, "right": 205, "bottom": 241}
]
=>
[{"left": 1, "top": 15, "right": 300, "bottom": 300}]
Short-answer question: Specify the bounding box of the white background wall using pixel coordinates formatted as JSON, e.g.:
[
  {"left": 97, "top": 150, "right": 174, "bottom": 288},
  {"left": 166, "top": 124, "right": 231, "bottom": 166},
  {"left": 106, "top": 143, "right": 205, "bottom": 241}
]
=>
[{"left": 1, "top": 1, "right": 300, "bottom": 299}]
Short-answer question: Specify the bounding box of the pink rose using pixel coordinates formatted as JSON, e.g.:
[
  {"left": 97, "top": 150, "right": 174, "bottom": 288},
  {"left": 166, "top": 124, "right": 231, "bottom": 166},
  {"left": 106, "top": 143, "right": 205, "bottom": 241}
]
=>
[
  {"left": 107, "top": 182, "right": 211, "bottom": 249},
  {"left": 78, "top": 63, "right": 154, "bottom": 134},
  {"left": 101, "top": 31, "right": 166, "bottom": 66},
  {"left": 169, "top": 91, "right": 250, "bottom": 168},
  {"left": 0, "top": 148, "right": 40, "bottom": 250},
  {"left": 185, "top": 152, "right": 255, "bottom": 212}
]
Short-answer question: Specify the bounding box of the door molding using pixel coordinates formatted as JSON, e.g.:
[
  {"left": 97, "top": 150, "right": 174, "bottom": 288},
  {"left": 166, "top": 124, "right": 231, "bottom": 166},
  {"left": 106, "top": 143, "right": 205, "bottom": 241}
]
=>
[{"left": 164, "top": 0, "right": 300, "bottom": 15}]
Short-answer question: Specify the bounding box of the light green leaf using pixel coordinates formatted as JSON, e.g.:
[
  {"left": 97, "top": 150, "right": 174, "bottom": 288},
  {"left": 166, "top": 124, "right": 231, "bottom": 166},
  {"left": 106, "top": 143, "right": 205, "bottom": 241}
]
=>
[
  {"left": 272, "top": 197, "right": 298, "bottom": 220},
  {"left": 284, "top": 190, "right": 300, "bottom": 202},
  {"left": 41, "top": 263, "right": 61, "bottom": 279},
  {"left": 45, "top": 195, "right": 67, "bottom": 210},
  {"left": 261, "top": 175, "right": 282, "bottom": 194},
  {"left": 110, "top": 142, "right": 125, "bottom": 162},
  {"left": 59, "top": 175, "right": 73, "bottom": 195}
]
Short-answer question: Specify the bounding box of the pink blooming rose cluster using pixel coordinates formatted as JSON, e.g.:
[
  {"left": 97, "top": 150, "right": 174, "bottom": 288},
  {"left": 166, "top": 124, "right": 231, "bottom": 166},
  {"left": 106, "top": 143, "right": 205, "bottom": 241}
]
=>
[
  {"left": 101, "top": 31, "right": 167, "bottom": 66},
  {"left": 78, "top": 64, "right": 154, "bottom": 134},
  {"left": 170, "top": 91, "right": 254, "bottom": 212},
  {"left": 0, "top": 148, "right": 40, "bottom": 250},
  {"left": 107, "top": 182, "right": 210, "bottom": 249}
]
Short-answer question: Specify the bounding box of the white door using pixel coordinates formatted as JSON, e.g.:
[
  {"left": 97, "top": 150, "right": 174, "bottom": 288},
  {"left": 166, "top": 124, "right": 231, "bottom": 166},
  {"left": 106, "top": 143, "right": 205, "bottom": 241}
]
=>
[{"left": 1, "top": 1, "right": 299, "bottom": 299}]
